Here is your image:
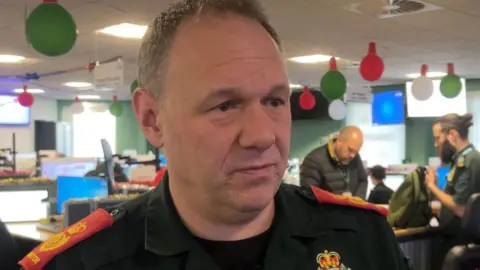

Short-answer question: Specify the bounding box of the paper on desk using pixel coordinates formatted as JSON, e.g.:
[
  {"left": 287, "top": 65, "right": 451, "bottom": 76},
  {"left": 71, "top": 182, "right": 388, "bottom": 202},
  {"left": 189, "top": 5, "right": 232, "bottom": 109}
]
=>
[{"left": 130, "top": 165, "right": 156, "bottom": 181}]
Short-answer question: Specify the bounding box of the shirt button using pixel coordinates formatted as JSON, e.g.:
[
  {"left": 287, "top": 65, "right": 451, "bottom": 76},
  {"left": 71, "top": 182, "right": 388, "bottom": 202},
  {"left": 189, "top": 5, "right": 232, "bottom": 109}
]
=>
[{"left": 110, "top": 209, "right": 119, "bottom": 216}]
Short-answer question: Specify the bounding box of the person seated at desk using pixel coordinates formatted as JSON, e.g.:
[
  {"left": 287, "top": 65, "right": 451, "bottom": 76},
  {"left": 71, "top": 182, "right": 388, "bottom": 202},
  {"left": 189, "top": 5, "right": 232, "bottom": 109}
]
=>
[
  {"left": 368, "top": 165, "right": 393, "bottom": 204},
  {"left": 426, "top": 113, "right": 480, "bottom": 269},
  {"left": 300, "top": 126, "right": 368, "bottom": 199}
]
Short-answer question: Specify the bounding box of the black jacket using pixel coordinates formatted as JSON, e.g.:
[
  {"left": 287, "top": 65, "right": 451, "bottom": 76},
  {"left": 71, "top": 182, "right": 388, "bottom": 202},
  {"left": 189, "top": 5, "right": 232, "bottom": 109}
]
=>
[
  {"left": 368, "top": 182, "right": 394, "bottom": 205},
  {"left": 0, "top": 219, "right": 20, "bottom": 270},
  {"left": 20, "top": 174, "right": 409, "bottom": 270},
  {"left": 299, "top": 142, "right": 368, "bottom": 199}
]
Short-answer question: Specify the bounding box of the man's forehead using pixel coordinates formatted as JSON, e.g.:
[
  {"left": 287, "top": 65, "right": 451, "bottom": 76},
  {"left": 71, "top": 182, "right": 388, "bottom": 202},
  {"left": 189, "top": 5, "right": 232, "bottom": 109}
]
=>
[
  {"left": 164, "top": 12, "right": 286, "bottom": 91},
  {"left": 345, "top": 138, "right": 362, "bottom": 150},
  {"left": 432, "top": 123, "right": 443, "bottom": 135}
]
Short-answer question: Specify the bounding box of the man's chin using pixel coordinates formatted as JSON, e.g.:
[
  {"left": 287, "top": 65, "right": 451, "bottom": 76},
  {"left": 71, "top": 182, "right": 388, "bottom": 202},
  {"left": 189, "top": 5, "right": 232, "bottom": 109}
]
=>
[{"left": 230, "top": 180, "right": 279, "bottom": 212}]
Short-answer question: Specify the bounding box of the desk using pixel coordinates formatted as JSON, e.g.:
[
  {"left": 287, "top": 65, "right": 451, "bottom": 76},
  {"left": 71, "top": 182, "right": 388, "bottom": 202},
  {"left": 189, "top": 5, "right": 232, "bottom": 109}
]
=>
[
  {"left": 394, "top": 227, "right": 440, "bottom": 270},
  {"left": 6, "top": 222, "right": 54, "bottom": 242}
]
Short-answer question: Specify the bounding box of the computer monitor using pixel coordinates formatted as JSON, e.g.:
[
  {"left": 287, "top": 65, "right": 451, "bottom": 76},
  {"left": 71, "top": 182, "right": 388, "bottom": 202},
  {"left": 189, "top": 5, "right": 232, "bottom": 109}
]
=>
[
  {"left": 56, "top": 176, "right": 108, "bottom": 214},
  {"left": 437, "top": 167, "right": 450, "bottom": 190},
  {"left": 41, "top": 160, "right": 97, "bottom": 179}
]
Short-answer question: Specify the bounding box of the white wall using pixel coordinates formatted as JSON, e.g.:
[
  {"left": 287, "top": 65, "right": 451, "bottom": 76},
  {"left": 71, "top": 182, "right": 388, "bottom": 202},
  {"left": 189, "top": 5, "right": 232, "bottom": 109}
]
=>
[{"left": 0, "top": 96, "right": 58, "bottom": 152}]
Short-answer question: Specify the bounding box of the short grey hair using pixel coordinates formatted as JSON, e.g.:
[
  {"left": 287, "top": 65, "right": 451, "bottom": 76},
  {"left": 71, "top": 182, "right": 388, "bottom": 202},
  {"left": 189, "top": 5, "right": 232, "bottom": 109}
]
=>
[{"left": 137, "top": 0, "right": 282, "bottom": 99}]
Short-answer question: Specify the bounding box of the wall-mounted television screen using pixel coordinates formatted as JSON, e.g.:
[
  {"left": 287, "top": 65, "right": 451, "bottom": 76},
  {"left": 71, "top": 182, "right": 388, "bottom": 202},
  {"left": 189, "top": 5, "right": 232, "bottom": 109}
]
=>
[
  {"left": 371, "top": 90, "right": 405, "bottom": 125},
  {"left": 406, "top": 79, "right": 467, "bottom": 117},
  {"left": 0, "top": 95, "right": 31, "bottom": 126}
]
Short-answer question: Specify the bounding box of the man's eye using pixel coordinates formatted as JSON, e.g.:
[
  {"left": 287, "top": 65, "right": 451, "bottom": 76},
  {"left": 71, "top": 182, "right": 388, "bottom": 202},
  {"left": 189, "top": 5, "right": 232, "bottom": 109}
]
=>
[
  {"left": 215, "top": 101, "right": 234, "bottom": 112},
  {"left": 268, "top": 98, "right": 286, "bottom": 107}
]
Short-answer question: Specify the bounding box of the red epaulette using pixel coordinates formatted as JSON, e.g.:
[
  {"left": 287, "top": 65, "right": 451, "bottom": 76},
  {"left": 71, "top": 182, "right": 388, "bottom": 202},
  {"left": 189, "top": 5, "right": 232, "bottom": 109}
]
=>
[
  {"left": 153, "top": 167, "right": 167, "bottom": 186},
  {"left": 19, "top": 209, "right": 115, "bottom": 270},
  {"left": 310, "top": 186, "right": 388, "bottom": 216}
]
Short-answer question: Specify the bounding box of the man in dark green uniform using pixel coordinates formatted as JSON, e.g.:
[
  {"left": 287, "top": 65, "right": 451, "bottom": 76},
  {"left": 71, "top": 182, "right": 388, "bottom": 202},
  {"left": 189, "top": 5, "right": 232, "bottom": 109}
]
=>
[
  {"left": 19, "top": 0, "right": 410, "bottom": 269},
  {"left": 427, "top": 113, "right": 480, "bottom": 269}
]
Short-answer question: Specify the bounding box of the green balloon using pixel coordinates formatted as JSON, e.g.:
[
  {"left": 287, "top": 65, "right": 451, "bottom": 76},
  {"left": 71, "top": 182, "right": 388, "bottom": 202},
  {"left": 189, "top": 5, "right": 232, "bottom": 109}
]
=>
[
  {"left": 131, "top": 79, "right": 139, "bottom": 94},
  {"left": 320, "top": 70, "right": 347, "bottom": 100},
  {"left": 109, "top": 102, "right": 123, "bottom": 117},
  {"left": 26, "top": 3, "right": 77, "bottom": 57},
  {"left": 440, "top": 74, "right": 462, "bottom": 99}
]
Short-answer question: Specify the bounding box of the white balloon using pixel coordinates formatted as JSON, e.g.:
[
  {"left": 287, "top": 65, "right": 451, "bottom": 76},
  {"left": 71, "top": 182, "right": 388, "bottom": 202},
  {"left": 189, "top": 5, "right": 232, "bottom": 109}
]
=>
[
  {"left": 328, "top": 99, "right": 346, "bottom": 120},
  {"left": 68, "top": 102, "right": 85, "bottom": 115},
  {"left": 411, "top": 76, "right": 434, "bottom": 101}
]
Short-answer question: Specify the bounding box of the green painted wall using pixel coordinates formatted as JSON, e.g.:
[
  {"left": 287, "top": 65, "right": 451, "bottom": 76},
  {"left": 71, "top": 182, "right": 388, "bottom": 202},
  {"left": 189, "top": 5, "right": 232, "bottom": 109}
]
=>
[{"left": 290, "top": 119, "right": 344, "bottom": 158}]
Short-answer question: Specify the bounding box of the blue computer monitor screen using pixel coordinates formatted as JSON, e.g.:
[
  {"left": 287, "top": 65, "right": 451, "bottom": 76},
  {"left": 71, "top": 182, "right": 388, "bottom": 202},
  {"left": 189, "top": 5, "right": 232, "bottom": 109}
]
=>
[
  {"left": 437, "top": 167, "right": 450, "bottom": 190},
  {"left": 371, "top": 90, "right": 405, "bottom": 125},
  {"left": 56, "top": 176, "right": 108, "bottom": 214}
]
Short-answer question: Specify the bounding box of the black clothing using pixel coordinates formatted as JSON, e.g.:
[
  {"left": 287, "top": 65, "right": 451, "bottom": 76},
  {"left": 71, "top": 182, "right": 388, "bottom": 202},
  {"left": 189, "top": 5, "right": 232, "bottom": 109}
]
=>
[
  {"left": 368, "top": 182, "right": 394, "bottom": 204},
  {"left": 194, "top": 229, "right": 270, "bottom": 270},
  {"left": 300, "top": 140, "right": 368, "bottom": 199},
  {"left": 34, "top": 173, "right": 408, "bottom": 270},
  {"left": 440, "top": 144, "right": 480, "bottom": 233},
  {"left": 433, "top": 144, "right": 480, "bottom": 270},
  {"left": 0, "top": 218, "right": 20, "bottom": 270}
]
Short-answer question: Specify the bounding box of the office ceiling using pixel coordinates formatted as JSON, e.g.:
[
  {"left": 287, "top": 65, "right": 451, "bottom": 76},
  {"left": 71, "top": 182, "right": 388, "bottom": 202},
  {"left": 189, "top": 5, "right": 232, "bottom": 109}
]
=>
[{"left": 0, "top": 0, "right": 479, "bottom": 100}]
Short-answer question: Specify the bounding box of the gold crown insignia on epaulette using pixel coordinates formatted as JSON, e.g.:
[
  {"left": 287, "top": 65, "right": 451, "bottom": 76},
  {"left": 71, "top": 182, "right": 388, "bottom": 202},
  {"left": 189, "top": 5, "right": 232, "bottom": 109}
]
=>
[{"left": 317, "top": 250, "right": 341, "bottom": 268}]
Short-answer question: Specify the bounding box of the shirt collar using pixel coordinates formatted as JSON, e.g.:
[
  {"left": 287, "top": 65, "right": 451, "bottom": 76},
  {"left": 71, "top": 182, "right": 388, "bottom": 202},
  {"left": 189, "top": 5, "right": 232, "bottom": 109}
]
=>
[
  {"left": 144, "top": 172, "right": 195, "bottom": 256},
  {"left": 144, "top": 175, "right": 333, "bottom": 256},
  {"left": 452, "top": 144, "right": 474, "bottom": 162}
]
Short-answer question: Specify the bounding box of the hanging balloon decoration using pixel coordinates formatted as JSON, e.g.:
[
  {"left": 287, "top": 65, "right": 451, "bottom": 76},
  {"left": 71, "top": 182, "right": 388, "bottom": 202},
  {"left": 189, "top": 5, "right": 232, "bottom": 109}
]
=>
[
  {"left": 130, "top": 79, "right": 139, "bottom": 95},
  {"left": 328, "top": 99, "right": 346, "bottom": 121},
  {"left": 411, "top": 64, "right": 434, "bottom": 101},
  {"left": 299, "top": 86, "right": 316, "bottom": 110},
  {"left": 440, "top": 63, "right": 462, "bottom": 99},
  {"left": 359, "top": 42, "right": 384, "bottom": 82},
  {"left": 321, "top": 57, "right": 347, "bottom": 100},
  {"left": 69, "top": 96, "right": 84, "bottom": 115},
  {"left": 18, "top": 84, "right": 35, "bottom": 107},
  {"left": 26, "top": 0, "right": 77, "bottom": 57},
  {"left": 109, "top": 96, "right": 124, "bottom": 117}
]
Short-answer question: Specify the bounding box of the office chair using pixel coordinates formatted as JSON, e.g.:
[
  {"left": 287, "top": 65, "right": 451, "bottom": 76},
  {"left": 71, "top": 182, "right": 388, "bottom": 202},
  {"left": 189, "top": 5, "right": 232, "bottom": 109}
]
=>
[
  {"left": 100, "top": 138, "right": 117, "bottom": 195},
  {"left": 442, "top": 193, "right": 480, "bottom": 270}
]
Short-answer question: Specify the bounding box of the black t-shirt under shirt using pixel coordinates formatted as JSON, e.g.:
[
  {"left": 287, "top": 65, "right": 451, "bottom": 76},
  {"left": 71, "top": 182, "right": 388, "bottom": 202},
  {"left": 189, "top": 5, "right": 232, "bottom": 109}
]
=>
[{"left": 195, "top": 229, "right": 271, "bottom": 270}]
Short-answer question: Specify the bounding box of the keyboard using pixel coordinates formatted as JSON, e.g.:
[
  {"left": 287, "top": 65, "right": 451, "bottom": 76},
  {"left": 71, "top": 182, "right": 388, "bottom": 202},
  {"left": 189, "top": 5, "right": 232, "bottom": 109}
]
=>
[{"left": 35, "top": 222, "right": 62, "bottom": 233}]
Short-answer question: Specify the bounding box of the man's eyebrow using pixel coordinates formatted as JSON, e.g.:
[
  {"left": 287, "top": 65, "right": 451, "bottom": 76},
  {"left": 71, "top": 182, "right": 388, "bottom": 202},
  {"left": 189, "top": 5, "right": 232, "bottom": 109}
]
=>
[
  {"left": 267, "top": 83, "right": 291, "bottom": 96},
  {"left": 201, "top": 83, "right": 291, "bottom": 104}
]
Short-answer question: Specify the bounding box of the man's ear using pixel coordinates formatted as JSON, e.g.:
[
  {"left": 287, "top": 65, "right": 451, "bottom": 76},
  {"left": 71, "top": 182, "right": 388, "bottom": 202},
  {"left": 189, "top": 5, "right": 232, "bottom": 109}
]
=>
[
  {"left": 131, "top": 88, "right": 164, "bottom": 148},
  {"left": 447, "top": 129, "right": 459, "bottom": 145}
]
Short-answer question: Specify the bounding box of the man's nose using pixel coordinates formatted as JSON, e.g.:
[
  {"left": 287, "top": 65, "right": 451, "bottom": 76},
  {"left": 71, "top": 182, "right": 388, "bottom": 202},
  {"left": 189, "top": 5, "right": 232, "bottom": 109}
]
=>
[{"left": 238, "top": 105, "right": 275, "bottom": 151}]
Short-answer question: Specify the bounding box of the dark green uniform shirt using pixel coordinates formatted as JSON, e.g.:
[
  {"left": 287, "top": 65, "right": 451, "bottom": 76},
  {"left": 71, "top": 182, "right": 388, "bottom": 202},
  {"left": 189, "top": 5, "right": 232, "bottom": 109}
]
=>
[
  {"left": 440, "top": 145, "right": 480, "bottom": 233},
  {"left": 36, "top": 174, "right": 409, "bottom": 270}
]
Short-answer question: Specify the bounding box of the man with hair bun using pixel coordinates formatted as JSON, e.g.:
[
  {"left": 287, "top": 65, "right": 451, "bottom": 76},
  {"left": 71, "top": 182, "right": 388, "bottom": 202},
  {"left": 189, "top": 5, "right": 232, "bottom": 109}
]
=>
[{"left": 428, "top": 112, "right": 480, "bottom": 269}]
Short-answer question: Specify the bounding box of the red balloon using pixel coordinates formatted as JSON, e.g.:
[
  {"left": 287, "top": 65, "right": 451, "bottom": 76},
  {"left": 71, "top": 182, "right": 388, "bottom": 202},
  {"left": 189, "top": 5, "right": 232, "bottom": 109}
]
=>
[
  {"left": 18, "top": 92, "right": 34, "bottom": 107},
  {"left": 359, "top": 42, "right": 384, "bottom": 82},
  {"left": 299, "top": 86, "right": 315, "bottom": 110}
]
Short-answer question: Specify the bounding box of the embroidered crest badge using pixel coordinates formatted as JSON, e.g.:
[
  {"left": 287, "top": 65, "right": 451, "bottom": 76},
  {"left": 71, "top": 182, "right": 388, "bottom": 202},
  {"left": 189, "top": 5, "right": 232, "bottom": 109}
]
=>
[
  {"left": 317, "top": 250, "right": 351, "bottom": 270},
  {"left": 447, "top": 168, "right": 456, "bottom": 182},
  {"left": 457, "top": 156, "right": 465, "bottom": 168}
]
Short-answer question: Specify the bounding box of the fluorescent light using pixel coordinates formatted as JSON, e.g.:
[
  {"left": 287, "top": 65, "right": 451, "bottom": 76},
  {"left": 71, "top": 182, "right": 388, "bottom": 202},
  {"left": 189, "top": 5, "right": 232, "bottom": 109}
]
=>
[
  {"left": 289, "top": 54, "right": 338, "bottom": 64},
  {"left": 290, "top": 84, "right": 303, "bottom": 89},
  {"left": 64, "top": 82, "right": 92, "bottom": 88},
  {"left": 97, "top": 23, "right": 147, "bottom": 39},
  {"left": 13, "top": 88, "right": 44, "bottom": 94},
  {"left": 77, "top": 95, "right": 100, "bottom": 100},
  {"left": 0, "top": 54, "right": 25, "bottom": 63},
  {"left": 406, "top": 72, "right": 447, "bottom": 79}
]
